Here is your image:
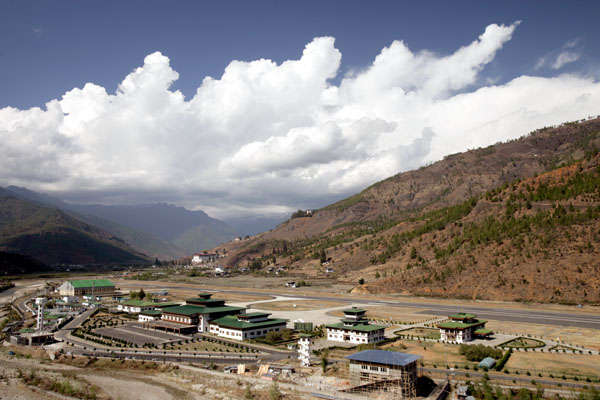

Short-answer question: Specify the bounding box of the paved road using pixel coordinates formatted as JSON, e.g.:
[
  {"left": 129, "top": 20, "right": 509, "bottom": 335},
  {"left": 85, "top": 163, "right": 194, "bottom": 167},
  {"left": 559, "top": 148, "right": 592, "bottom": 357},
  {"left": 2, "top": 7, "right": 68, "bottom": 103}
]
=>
[
  {"left": 222, "top": 291, "right": 600, "bottom": 329},
  {"left": 122, "top": 283, "right": 600, "bottom": 329}
]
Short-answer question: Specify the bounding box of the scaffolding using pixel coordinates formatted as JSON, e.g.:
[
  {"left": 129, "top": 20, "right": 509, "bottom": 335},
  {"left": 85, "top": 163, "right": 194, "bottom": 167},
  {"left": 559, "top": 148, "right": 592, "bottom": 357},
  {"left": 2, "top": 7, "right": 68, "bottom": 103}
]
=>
[{"left": 338, "top": 357, "right": 418, "bottom": 399}]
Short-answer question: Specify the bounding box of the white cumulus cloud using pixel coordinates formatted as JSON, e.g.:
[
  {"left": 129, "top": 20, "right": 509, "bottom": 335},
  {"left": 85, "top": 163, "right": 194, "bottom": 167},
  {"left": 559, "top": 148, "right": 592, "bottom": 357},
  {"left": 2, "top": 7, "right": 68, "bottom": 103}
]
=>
[{"left": 1, "top": 23, "right": 600, "bottom": 219}]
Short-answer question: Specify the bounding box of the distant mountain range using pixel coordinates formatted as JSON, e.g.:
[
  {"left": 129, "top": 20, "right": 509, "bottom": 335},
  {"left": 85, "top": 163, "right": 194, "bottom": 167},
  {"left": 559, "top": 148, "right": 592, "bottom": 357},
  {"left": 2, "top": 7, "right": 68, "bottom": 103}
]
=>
[
  {"left": 220, "top": 118, "right": 600, "bottom": 304},
  {"left": 0, "top": 186, "right": 240, "bottom": 267},
  {"left": 224, "top": 214, "right": 289, "bottom": 237},
  {"left": 0, "top": 189, "right": 148, "bottom": 268}
]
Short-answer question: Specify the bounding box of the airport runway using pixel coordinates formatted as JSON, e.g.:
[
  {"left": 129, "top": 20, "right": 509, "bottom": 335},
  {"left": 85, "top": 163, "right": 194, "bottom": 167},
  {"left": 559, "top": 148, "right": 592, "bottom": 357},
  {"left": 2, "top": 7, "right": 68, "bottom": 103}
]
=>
[{"left": 120, "top": 282, "right": 600, "bottom": 330}]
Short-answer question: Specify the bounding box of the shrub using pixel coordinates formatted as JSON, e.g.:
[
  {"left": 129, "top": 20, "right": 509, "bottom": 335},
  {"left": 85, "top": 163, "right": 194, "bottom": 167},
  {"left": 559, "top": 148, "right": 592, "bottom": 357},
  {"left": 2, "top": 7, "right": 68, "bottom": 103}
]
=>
[{"left": 459, "top": 344, "right": 502, "bottom": 362}]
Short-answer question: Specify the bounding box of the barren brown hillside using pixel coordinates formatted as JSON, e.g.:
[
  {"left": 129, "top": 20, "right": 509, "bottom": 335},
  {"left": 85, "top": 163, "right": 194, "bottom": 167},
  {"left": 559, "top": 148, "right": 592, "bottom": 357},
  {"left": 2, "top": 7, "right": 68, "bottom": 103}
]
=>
[{"left": 215, "top": 118, "right": 600, "bottom": 304}]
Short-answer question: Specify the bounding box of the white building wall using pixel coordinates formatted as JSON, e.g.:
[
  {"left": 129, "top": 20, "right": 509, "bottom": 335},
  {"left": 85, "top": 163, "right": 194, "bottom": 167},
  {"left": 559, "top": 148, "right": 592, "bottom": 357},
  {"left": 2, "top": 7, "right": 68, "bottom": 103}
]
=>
[
  {"left": 326, "top": 328, "right": 384, "bottom": 344},
  {"left": 440, "top": 328, "right": 474, "bottom": 343},
  {"left": 209, "top": 323, "right": 286, "bottom": 341},
  {"left": 138, "top": 314, "right": 160, "bottom": 322}
]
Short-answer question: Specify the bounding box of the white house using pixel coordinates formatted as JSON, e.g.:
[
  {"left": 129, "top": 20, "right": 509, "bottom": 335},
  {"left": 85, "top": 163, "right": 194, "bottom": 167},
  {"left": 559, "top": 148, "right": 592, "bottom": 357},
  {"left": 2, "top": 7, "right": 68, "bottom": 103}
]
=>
[
  {"left": 117, "top": 300, "right": 156, "bottom": 313},
  {"left": 209, "top": 312, "right": 288, "bottom": 341},
  {"left": 192, "top": 253, "right": 219, "bottom": 264},
  {"left": 437, "top": 313, "right": 492, "bottom": 343},
  {"left": 326, "top": 307, "right": 385, "bottom": 344},
  {"left": 138, "top": 310, "right": 162, "bottom": 322},
  {"left": 62, "top": 296, "right": 78, "bottom": 304}
]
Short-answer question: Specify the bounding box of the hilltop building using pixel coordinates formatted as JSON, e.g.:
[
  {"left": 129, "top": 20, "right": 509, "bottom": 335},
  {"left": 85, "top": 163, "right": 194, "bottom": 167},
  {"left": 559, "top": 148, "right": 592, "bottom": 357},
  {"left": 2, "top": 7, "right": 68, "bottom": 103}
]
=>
[
  {"left": 58, "top": 279, "right": 115, "bottom": 297},
  {"left": 437, "top": 313, "right": 492, "bottom": 343},
  {"left": 192, "top": 253, "right": 219, "bottom": 264},
  {"left": 326, "top": 307, "right": 385, "bottom": 344}
]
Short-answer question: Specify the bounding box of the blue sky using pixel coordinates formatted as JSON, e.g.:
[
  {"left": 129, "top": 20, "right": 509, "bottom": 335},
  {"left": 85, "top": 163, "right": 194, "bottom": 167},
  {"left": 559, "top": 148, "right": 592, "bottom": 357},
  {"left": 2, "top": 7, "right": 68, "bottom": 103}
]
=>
[
  {"left": 3, "top": 1, "right": 598, "bottom": 108},
  {"left": 1, "top": 1, "right": 600, "bottom": 221}
]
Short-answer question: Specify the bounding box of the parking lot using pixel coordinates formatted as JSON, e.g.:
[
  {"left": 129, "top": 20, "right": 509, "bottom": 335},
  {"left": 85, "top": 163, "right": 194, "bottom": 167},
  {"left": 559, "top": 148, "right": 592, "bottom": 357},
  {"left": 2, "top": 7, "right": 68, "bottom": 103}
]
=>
[{"left": 93, "top": 322, "right": 185, "bottom": 346}]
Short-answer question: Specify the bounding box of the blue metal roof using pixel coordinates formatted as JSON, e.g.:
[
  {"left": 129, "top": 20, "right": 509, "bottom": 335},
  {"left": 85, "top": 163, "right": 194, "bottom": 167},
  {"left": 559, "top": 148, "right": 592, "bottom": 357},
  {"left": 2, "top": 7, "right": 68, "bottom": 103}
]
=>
[{"left": 345, "top": 350, "right": 421, "bottom": 366}]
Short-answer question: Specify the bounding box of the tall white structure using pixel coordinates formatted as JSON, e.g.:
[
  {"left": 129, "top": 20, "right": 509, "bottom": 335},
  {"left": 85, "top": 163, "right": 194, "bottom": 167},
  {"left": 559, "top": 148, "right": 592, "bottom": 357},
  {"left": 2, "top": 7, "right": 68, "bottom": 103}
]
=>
[
  {"left": 298, "top": 334, "right": 312, "bottom": 367},
  {"left": 35, "top": 297, "right": 48, "bottom": 332}
]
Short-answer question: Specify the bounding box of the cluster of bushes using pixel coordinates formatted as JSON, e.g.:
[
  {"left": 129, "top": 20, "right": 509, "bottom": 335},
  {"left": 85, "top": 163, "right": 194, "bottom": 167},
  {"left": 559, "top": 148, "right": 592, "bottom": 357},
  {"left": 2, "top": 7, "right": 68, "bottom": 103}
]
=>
[
  {"left": 459, "top": 344, "right": 503, "bottom": 361},
  {"left": 494, "top": 349, "right": 512, "bottom": 371},
  {"left": 164, "top": 336, "right": 258, "bottom": 353}
]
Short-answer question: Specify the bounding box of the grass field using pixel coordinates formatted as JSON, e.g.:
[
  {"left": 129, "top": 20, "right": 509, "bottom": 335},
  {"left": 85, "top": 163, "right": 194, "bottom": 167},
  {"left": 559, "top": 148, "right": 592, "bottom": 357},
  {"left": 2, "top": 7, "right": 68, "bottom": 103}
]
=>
[
  {"left": 506, "top": 352, "right": 600, "bottom": 379},
  {"left": 383, "top": 340, "right": 465, "bottom": 366},
  {"left": 396, "top": 327, "right": 441, "bottom": 340},
  {"left": 485, "top": 320, "right": 600, "bottom": 349},
  {"left": 501, "top": 337, "right": 545, "bottom": 349},
  {"left": 327, "top": 337, "right": 600, "bottom": 381}
]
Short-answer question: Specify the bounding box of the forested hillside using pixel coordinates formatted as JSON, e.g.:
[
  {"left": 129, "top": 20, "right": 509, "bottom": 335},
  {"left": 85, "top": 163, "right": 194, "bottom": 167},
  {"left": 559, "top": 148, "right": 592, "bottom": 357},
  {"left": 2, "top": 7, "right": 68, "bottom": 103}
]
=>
[{"left": 217, "top": 118, "right": 600, "bottom": 304}]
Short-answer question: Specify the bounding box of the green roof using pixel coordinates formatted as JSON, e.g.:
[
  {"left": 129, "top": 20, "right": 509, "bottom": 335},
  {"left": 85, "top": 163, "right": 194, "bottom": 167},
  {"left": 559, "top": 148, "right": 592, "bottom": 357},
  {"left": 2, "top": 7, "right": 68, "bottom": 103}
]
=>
[
  {"left": 161, "top": 305, "right": 204, "bottom": 316},
  {"left": 154, "top": 302, "right": 180, "bottom": 308},
  {"left": 343, "top": 307, "right": 366, "bottom": 314},
  {"left": 239, "top": 312, "right": 271, "bottom": 318},
  {"left": 474, "top": 328, "right": 493, "bottom": 335},
  {"left": 449, "top": 313, "right": 477, "bottom": 320},
  {"left": 211, "top": 315, "right": 288, "bottom": 331},
  {"left": 162, "top": 305, "right": 245, "bottom": 316},
  {"left": 70, "top": 279, "right": 114, "bottom": 288},
  {"left": 326, "top": 322, "right": 385, "bottom": 332},
  {"left": 140, "top": 309, "right": 162, "bottom": 315},
  {"left": 437, "top": 320, "right": 487, "bottom": 330},
  {"left": 341, "top": 318, "right": 368, "bottom": 325},
  {"left": 186, "top": 298, "right": 226, "bottom": 305},
  {"left": 122, "top": 300, "right": 156, "bottom": 307},
  {"left": 200, "top": 305, "right": 246, "bottom": 314}
]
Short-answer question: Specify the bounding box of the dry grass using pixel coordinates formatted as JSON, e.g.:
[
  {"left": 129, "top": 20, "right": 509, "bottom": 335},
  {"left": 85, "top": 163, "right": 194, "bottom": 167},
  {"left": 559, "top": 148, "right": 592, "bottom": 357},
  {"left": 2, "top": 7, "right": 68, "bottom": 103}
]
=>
[
  {"left": 397, "top": 327, "right": 441, "bottom": 340},
  {"left": 485, "top": 320, "right": 600, "bottom": 349},
  {"left": 252, "top": 300, "right": 346, "bottom": 311},
  {"left": 385, "top": 340, "right": 466, "bottom": 366},
  {"left": 506, "top": 352, "right": 600, "bottom": 378}
]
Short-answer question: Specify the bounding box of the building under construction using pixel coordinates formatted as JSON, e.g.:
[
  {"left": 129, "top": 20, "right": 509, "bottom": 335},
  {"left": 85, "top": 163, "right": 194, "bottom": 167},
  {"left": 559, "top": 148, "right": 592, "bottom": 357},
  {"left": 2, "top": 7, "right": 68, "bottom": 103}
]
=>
[{"left": 340, "top": 350, "right": 421, "bottom": 398}]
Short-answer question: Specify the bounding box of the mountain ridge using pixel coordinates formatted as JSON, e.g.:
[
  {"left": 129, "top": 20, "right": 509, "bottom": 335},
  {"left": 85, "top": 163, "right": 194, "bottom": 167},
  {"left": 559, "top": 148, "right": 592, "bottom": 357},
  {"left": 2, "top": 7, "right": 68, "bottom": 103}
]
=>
[
  {"left": 0, "top": 194, "right": 148, "bottom": 266},
  {"left": 217, "top": 117, "right": 600, "bottom": 304},
  {"left": 3, "top": 187, "right": 236, "bottom": 257}
]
